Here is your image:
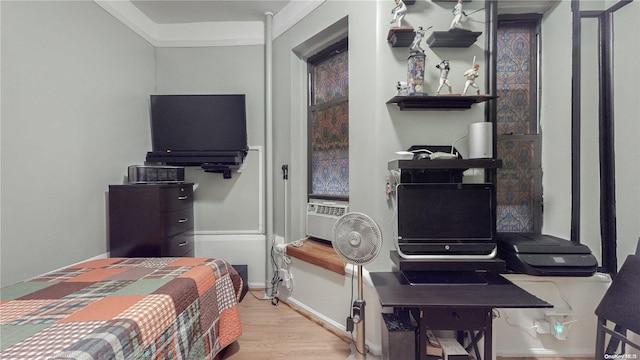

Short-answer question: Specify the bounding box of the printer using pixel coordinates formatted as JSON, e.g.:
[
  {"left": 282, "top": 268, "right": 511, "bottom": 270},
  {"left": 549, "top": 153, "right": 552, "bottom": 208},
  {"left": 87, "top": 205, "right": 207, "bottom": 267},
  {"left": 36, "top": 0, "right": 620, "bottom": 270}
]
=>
[{"left": 496, "top": 233, "right": 598, "bottom": 276}]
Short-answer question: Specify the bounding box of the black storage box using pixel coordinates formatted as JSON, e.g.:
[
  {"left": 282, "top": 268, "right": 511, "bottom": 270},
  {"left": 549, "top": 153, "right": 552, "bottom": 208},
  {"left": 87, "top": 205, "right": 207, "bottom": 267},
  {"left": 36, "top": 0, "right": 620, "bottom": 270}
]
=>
[{"left": 381, "top": 312, "right": 416, "bottom": 360}]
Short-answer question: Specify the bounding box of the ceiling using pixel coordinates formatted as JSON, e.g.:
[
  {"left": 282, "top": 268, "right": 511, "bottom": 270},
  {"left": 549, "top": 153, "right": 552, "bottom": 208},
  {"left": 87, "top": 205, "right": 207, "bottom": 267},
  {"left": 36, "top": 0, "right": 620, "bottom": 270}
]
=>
[
  {"left": 96, "top": 0, "right": 560, "bottom": 47},
  {"left": 130, "top": 0, "right": 292, "bottom": 23},
  {"left": 128, "top": 0, "right": 560, "bottom": 24}
]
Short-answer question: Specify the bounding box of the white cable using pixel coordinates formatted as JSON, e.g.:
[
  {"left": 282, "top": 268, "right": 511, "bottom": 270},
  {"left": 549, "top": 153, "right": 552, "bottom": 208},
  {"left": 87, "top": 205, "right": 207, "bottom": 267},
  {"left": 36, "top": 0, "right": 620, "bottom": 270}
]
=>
[
  {"left": 497, "top": 309, "right": 540, "bottom": 340},
  {"left": 450, "top": 134, "right": 468, "bottom": 156},
  {"left": 514, "top": 279, "right": 574, "bottom": 311},
  {"left": 290, "top": 239, "right": 305, "bottom": 247}
]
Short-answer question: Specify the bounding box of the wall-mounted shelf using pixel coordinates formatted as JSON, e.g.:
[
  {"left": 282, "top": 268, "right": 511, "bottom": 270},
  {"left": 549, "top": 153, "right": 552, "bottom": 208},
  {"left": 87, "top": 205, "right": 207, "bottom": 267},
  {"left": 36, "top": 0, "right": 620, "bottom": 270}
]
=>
[
  {"left": 387, "top": 94, "right": 496, "bottom": 110},
  {"left": 426, "top": 30, "right": 482, "bottom": 47},
  {"left": 387, "top": 27, "right": 415, "bottom": 47},
  {"left": 388, "top": 158, "right": 502, "bottom": 171}
]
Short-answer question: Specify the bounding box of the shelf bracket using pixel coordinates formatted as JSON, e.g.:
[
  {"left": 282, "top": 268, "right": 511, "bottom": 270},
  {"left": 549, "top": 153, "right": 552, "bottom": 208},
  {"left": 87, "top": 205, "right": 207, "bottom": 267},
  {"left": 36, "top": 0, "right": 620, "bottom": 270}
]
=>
[{"left": 202, "top": 163, "right": 232, "bottom": 179}]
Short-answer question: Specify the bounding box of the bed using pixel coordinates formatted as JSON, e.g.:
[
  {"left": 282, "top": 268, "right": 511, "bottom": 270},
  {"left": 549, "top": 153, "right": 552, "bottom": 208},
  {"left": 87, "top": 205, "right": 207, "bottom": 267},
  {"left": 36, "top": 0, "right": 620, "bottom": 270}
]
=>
[{"left": 0, "top": 257, "right": 243, "bottom": 360}]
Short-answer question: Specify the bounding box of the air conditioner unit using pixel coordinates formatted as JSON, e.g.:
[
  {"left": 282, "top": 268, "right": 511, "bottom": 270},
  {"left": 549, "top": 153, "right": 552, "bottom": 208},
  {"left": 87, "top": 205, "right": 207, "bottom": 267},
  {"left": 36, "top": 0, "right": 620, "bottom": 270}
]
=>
[{"left": 306, "top": 203, "right": 349, "bottom": 242}]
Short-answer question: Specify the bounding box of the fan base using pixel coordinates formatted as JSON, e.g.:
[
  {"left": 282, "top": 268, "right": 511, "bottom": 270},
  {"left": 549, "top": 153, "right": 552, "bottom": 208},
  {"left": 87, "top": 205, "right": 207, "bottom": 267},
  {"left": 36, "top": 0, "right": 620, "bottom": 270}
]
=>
[{"left": 346, "top": 343, "right": 367, "bottom": 360}]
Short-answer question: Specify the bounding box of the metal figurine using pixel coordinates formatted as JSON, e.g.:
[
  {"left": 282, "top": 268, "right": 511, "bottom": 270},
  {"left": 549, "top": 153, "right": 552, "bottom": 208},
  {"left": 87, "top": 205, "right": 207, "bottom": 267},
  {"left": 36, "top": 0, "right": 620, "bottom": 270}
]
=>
[
  {"left": 463, "top": 57, "right": 480, "bottom": 95},
  {"left": 390, "top": 0, "right": 407, "bottom": 27},
  {"left": 436, "top": 60, "right": 453, "bottom": 94}
]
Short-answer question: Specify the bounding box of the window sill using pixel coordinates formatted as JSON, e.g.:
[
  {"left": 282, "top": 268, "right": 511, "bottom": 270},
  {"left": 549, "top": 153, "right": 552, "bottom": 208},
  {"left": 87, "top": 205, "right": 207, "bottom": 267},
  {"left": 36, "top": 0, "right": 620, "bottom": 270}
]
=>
[{"left": 286, "top": 239, "right": 346, "bottom": 275}]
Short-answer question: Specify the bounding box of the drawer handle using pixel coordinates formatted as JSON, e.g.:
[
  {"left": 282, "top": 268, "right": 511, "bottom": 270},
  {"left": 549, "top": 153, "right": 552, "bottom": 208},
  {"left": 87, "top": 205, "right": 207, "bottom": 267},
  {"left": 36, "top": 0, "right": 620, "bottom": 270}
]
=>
[
  {"left": 178, "top": 218, "right": 189, "bottom": 223},
  {"left": 178, "top": 195, "right": 188, "bottom": 200},
  {"left": 178, "top": 241, "right": 189, "bottom": 247}
]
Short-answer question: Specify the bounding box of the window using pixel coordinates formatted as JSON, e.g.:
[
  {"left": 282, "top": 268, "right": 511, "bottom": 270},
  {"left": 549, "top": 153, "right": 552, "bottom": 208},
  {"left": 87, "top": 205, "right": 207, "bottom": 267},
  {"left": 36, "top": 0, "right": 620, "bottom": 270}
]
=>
[
  {"left": 495, "top": 16, "right": 542, "bottom": 233},
  {"left": 307, "top": 38, "right": 349, "bottom": 200}
]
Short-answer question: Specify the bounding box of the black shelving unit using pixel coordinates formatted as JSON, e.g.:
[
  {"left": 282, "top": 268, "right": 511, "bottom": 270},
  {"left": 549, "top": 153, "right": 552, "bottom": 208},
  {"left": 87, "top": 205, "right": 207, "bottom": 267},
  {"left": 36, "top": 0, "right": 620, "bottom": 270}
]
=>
[
  {"left": 387, "top": 95, "right": 497, "bottom": 110},
  {"left": 426, "top": 30, "right": 482, "bottom": 47},
  {"left": 388, "top": 158, "right": 502, "bottom": 171},
  {"left": 387, "top": 27, "right": 415, "bottom": 47}
]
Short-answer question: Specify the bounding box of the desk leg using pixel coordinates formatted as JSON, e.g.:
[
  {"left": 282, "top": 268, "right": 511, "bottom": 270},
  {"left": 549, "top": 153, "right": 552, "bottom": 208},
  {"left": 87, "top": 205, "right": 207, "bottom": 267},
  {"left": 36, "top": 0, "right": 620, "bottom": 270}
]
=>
[
  {"left": 419, "top": 309, "right": 427, "bottom": 360},
  {"left": 484, "top": 308, "right": 492, "bottom": 360}
]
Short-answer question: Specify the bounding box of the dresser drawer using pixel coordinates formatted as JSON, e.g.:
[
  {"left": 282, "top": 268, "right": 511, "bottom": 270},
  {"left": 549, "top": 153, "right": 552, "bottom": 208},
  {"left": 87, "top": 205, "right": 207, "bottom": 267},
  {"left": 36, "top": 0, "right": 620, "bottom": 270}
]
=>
[
  {"left": 161, "top": 207, "right": 194, "bottom": 237},
  {"left": 158, "top": 185, "right": 193, "bottom": 212},
  {"left": 422, "top": 307, "right": 490, "bottom": 330},
  {"left": 164, "top": 231, "right": 194, "bottom": 257},
  {"left": 108, "top": 183, "right": 195, "bottom": 258}
]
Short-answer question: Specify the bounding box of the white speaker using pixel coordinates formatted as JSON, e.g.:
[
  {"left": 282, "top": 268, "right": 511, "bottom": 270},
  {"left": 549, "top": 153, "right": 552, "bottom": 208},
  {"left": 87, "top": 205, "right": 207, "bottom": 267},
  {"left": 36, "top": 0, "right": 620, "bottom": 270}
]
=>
[{"left": 468, "top": 122, "right": 493, "bottom": 159}]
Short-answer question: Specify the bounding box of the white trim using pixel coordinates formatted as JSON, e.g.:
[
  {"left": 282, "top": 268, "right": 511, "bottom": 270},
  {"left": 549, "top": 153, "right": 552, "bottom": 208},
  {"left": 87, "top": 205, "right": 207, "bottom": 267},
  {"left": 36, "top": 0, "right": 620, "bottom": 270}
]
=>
[
  {"left": 196, "top": 146, "right": 264, "bottom": 235},
  {"left": 251, "top": 146, "right": 265, "bottom": 234},
  {"left": 94, "top": 0, "right": 158, "bottom": 45},
  {"left": 195, "top": 233, "right": 267, "bottom": 286},
  {"left": 94, "top": 0, "right": 324, "bottom": 47},
  {"left": 272, "top": 0, "right": 325, "bottom": 40},
  {"left": 196, "top": 230, "right": 264, "bottom": 236},
  {"left": 195, "top": 233, "right": 266, "bottom": 241},
  {"left": 496, "top": 348, "right": 597, "bottom": 358},
  {"left": 344, "top": 263, "right": 374, "bottom": 288},
  {"left": 154, "top": 21, "right": 265, "bottom": 47},
  {"left": 286, "top": 296, "right": 351, "bottom": 339},
  {"left": 287, "top": 287, "right": 382, "bottom": 356}
]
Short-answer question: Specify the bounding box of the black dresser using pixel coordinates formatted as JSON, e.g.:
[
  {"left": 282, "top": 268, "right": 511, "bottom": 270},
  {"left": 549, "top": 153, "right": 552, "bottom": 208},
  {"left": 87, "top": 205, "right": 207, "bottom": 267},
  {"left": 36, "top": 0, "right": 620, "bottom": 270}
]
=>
[{"left": 108, "top": 183, "right": 194, "bottom": 257}]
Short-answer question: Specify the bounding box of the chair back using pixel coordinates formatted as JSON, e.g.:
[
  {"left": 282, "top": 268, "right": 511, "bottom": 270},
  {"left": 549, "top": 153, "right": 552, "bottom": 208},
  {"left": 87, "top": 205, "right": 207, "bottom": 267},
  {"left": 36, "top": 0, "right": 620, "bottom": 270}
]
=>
[{"left": 595, "top": 255, "right": 640, "bottom": 335}]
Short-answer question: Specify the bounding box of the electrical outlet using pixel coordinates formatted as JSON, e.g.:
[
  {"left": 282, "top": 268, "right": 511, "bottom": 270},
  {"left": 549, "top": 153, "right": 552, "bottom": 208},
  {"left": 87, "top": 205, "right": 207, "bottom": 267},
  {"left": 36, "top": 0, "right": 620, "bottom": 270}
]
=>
[{"left": 279, "top": 269, "right": 292, "bottom": 291}]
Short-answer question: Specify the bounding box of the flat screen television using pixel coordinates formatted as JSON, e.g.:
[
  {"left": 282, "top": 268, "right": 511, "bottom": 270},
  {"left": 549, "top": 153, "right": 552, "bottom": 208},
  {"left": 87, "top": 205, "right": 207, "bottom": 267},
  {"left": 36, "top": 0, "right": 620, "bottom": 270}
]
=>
[
  {"left": 395, "top": 183, "right": 496, "bottom": 259},
  {"left": 146, "top": 94, "right": 248, "bottom": 167}
]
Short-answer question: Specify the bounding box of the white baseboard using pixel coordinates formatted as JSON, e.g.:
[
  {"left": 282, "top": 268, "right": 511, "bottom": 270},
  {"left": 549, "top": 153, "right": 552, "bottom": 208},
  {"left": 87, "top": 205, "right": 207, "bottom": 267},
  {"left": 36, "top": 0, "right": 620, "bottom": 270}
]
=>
[
  {"left": 286, "top": 295, "right": 382, "bottom": 356},
  {"left": 496, "top": 348, "right": 596, "bottom": 357}
]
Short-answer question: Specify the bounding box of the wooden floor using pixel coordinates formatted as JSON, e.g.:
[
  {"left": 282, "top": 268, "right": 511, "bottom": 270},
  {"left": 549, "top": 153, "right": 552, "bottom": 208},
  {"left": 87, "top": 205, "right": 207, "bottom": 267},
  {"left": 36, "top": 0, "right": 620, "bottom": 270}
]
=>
[
  {"left": 220, "top": 290, "right": 357, "bottom": 360},
  {"left": 219, "top": 290, "right": 593, "bottom": 360}
]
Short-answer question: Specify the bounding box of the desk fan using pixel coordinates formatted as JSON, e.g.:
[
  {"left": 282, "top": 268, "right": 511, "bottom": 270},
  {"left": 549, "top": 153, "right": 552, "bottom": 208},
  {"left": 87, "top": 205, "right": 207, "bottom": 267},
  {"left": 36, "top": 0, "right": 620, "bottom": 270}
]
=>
[{"left": 332, "top": 212, "right": 383, "bottom": 360}]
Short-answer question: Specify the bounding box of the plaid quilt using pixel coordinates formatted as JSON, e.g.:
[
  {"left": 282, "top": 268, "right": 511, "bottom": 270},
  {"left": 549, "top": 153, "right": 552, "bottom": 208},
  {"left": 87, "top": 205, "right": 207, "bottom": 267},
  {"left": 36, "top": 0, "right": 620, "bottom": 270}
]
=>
[{"left": 0, "top": 258, "right": 243, "bottom": 360}]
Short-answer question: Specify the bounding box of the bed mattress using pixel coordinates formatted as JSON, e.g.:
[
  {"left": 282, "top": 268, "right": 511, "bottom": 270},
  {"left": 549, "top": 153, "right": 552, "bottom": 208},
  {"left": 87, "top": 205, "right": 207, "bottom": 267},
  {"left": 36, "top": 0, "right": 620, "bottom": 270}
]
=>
[{"left": 0, "top": 257, "right": 243, "bottom": 360}]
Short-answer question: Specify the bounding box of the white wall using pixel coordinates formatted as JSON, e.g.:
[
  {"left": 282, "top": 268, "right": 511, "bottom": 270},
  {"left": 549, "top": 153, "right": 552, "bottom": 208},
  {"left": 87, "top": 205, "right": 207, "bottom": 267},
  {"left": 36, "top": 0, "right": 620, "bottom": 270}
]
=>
[
  {"left": 1, "top": 0, "right": 638, "bottom": 356},
  {"left": 539, "top": 0, "right": 573, "bottom": 241},
  {"left": 154, "top": 46, "right": 265, "bottom": 233},
  {"left": 612, "top": 1, "right": 640, "bottom": 261},
  {"left": 276, "top": 0, "right": 488, "bottom": 272},
  {"left": 274, "top": 0, "right": 639, "bottom": 357},
  {"left": 154, "top": 45, "right": 267, "bottom": 286},
  {"left": 540, "top": 0, "right": 640, "bottom": 265},
  {"left": 272, "top": 0, "right": 489, "bottom": 353},
  {"left": 0, "top": 1, "right": 155, "bottom": 286},
  {"left": 494, "top": 274, "right": 612, "bottom": 357}
]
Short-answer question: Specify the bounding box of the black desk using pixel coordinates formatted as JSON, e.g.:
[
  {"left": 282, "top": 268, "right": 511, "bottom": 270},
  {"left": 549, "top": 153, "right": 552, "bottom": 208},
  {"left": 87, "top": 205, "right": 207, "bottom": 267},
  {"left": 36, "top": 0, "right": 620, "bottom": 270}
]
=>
[{"left": 370, "top": 271, "right": 551, "bottom": 360}]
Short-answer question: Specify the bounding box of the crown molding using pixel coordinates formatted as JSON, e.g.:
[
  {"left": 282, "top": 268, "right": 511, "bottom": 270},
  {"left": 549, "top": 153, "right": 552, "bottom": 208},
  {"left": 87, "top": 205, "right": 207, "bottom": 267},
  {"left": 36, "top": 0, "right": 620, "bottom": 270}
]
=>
[
  {"left": 94, "top": 0, "right": 325, "bottom": 47},
  {"left": 273, "top": 1, "right": 325, "bottom": 39}
]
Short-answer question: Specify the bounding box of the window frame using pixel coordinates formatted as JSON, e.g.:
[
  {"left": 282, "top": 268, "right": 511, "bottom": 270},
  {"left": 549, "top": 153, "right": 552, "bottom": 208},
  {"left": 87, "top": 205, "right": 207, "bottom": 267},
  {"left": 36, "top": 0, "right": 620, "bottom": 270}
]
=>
[
  {"left": 495, "top": 14, "right": 543, "bottom": 234},
  {"left": 306, "top": 38, "right": 349, "bottom": 202}
]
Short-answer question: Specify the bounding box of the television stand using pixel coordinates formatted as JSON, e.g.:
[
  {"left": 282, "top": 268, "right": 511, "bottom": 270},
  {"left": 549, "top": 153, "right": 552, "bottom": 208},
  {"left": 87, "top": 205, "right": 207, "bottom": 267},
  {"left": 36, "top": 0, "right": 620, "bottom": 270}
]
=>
[{"left": 202, "top": 163, "right": 233, "bottom": 179}]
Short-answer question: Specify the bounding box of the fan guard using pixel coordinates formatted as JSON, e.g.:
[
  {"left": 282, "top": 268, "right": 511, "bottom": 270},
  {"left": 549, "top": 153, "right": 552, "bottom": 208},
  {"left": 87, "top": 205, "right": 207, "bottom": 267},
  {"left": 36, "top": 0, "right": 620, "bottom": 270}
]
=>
[{"left": 332, "top": 212, "right": 382, "bottom": 265}]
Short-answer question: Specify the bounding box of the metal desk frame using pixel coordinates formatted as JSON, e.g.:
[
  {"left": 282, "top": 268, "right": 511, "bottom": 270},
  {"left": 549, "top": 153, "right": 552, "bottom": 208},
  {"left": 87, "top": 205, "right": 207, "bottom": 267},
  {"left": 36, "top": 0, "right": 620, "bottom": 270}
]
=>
[{"left": 371, "top": 271, "right": 552, "bottom": 360}]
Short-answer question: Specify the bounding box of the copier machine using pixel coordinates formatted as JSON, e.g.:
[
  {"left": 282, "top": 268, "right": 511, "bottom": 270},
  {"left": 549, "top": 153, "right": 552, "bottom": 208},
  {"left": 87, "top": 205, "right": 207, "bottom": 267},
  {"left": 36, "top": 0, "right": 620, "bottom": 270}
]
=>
[{"left": 496, "top": 233, "right": 598, "bottom": 276}]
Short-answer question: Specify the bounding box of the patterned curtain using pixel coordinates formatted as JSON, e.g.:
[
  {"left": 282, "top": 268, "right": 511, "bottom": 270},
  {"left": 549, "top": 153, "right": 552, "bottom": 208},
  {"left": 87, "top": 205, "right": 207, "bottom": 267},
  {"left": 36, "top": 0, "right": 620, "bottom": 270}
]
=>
[
  {"left": 310, "top": 50, "right": 349, "bottom": 197},
  {"left": 496, "top": 23, "right": 539, "bottom": 232}
]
